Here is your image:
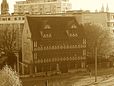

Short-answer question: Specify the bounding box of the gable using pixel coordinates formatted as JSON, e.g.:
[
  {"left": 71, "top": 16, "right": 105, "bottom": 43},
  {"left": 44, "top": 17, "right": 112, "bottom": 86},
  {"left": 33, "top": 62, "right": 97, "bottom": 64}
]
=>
[{"left": 26, "top": 16, "right": 84, "bottom": 40}]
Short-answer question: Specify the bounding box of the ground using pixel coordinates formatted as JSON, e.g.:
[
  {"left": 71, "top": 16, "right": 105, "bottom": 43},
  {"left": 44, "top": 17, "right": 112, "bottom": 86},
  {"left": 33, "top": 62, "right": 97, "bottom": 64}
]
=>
[{"left": 21, "top": 68, "right": 114, "bottom": 86}]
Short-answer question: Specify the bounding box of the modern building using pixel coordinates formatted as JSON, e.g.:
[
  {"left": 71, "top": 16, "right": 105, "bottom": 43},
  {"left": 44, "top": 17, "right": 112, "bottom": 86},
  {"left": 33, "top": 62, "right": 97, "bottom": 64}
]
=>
[
  {"left": 14, "top": 0, "right": 71, "bottom": 15},
  {"left": 22, "top": 15, "right": 86, "bottom": 74}
]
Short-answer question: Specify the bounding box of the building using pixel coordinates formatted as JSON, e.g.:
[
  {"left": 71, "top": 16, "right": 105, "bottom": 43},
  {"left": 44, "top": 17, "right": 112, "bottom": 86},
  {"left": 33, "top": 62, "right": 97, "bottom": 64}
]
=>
[
  {"left": 22, "top": 15, "right": 86, "bottom": 75},
  {"left": 66, "top": 10, "right": 114, "bottom": 30},
  {"left": 0, "top": 15, "right": 25, "bottom": 51},
  {"left": 1, "top": 0, "right": 9, "bottom": 15},
  {"left": 14, "top": 0, "right": 71, "bottom": 15},
  {"left": 107, "top": 13, "right": 114, "bottom": 30},
  {"left": 15, "top": 0, "right": 114, "bottom": 31},
  {"left": 1, "top": 0, "right": 114, "bottom": 75},
  {"left": 0, "top": 14, "right": 25, "bottom": 72},
  {"left": 0, "top": 0, "right": 25, "bottom": 51},
  {"left": 76, "top": 12, "right": 109, "bottom": 28}
]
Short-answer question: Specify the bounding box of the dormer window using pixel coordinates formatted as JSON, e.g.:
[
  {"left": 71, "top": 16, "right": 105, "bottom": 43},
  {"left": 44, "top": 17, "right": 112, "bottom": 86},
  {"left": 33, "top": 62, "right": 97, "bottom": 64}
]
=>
[
  {"left": 71, "top": 24, "right": 77, "bottom": 29},
  {"left": 68, "top": 20, "right": 77, "bottom": 29},
  {"left": 43, "top": 33, "right": 52, "bottom": 38},
  {"left": 44, "top": 24, "right": 51, "bottom": 29},
  {"left": 40, "top": 31, "right": 52, "bottom": 38},
  {"left": 66, "top": 30, "right": 78, "bottom": 37}
]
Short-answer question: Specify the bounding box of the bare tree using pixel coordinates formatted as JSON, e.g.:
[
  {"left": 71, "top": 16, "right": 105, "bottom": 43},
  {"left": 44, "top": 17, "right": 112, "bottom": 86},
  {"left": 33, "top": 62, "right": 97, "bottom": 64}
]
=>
[
  {"left": 0, "top": 27, "right": 17, "bottom": 68},
  {"left": 0, "top": 28, "right": 17, "bottom": 52}
]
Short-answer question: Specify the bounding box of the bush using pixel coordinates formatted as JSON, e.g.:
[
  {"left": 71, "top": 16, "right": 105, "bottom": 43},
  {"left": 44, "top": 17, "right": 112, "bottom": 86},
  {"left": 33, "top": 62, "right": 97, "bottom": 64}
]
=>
[{"left": 0, "top": 65, "right": 22, "bottom": 86}]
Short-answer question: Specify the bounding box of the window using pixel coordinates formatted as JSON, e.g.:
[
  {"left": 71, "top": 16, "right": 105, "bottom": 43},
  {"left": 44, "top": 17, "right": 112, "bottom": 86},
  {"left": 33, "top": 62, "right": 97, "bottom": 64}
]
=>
[
  {"left": 113, "top": 23, "right": 114, "bottom": 27},
  {"left": 8, "top": 18, "right": 10, "bottom": 20},
  {"left": 107, "top": 22, "right": 110, "bottom": 27},
  {"left": 71, "top": 24, "right": 77, "bottom": 29},
  {"left": 2, "top": 18, "right": 6, "bottom": 21},
  {"left": 83, "top": 39, "right": 86, "bottom": 44},
  {"left": 34, "top": 41, "right": 37, "bottom": 47},
  {"left": 19, "top": 17, "right": 21, "bottom": 20},
  {"left": 112, "top": 15, "right": 114, "bottom": 19},
  {"left": 34, "top": 53, "right": 37, "bottom": 60},
  {"left": 83, "top": 50, "right": 86, "bottom": 56},
  {"left": 35, "top": 66, "right": 37, "bottom": 73},
  {"left": 22, "top": 17, "right": 25, "bottom": 20},
  {"left": 44, "top": 24, "right": 51, "bottom": 29},
  {"left": 40, "top": 31, "right": 52, "bottom": 38},
  {"left": 14, "top": 18, "right": 17, "bottom": 20},
  {"left": 66, "top": 30, "right": 78, "bottom": 37}
]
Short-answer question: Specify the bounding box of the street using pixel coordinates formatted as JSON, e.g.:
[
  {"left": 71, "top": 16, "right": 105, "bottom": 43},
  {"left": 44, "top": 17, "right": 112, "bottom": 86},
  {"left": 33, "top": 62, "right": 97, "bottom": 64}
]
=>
[
  {"left": 92, "top": 76, "right": 114, "bottom": 86},
  {"left": 21, "top": 72, "right": 85, "bottom": 86},
  {"left": 21, "top": 68, "right": 114, "bottom": 86}
]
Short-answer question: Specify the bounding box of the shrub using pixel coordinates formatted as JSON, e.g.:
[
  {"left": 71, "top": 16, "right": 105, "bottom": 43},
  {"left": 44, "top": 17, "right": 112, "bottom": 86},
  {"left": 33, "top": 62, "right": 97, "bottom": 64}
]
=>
[{"left": 0, "top": 65, "right": 22, "bottom": 86}]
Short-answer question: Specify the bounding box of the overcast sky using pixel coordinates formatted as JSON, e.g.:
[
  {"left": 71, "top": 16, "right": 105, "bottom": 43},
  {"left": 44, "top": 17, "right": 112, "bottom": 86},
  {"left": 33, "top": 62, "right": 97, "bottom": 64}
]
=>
[{"left": 0, "top": 0, "right": 114, "bottom": 13}]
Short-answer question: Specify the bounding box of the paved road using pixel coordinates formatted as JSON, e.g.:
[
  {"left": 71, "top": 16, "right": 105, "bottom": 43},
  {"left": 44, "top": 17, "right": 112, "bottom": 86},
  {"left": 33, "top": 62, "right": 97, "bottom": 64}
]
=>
[
  {"left": 21, "top": 73, "right": 114, "bottom": 86},
  {"left": 94, "top": 77, "right": 114, "bottom": 86},
  {"left": 21, "top": 73, "right": 86, "bottom": 86},
  {"left": 73, "top": 75, "right": 114, "bottom": 86}
]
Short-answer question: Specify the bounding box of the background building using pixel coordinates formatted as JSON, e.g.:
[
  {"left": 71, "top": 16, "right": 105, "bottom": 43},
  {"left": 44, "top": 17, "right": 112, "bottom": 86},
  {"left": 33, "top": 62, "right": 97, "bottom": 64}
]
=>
[
  {"left": 14, "top": 0, "right": 71, "bottom": 15},
  {"left": 66, "top": 10, "right": 114, "bottom": 30},
  {"left": 1, "top": 0, "right": 9, "bottom": 15},
  {"left": 0, "top": 15, "right": 25, "bottom": 51}
]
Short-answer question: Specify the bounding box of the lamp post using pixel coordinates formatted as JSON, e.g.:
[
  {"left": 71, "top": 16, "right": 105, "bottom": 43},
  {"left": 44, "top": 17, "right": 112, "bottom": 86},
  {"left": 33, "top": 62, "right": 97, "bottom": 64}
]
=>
[
  {"left": 95, "top": 47, "right": 97, "bottom": 83},
  {"left": 14, "top": 52, "right": 19, "bottom": 74},
  {"left": 45, "top": 80, "right": 48, "bottom": 86}
]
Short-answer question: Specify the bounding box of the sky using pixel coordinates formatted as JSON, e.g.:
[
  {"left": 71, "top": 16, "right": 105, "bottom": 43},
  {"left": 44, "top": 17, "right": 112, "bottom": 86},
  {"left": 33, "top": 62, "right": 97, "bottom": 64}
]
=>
[{"left": 0, "top": 0, "right": 114, "bottom": 13}]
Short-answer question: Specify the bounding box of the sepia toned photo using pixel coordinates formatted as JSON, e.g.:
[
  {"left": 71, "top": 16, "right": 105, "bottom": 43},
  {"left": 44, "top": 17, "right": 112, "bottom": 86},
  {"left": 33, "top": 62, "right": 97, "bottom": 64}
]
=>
[{"left": 0, "top": 0, "right": 114, "bottom": 86}]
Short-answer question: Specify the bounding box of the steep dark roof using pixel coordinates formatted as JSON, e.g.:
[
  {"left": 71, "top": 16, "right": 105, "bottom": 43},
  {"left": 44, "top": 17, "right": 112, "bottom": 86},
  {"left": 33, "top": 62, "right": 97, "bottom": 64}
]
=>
[{"left": 26, "top": 16, "right": 84, "bottom": 40}]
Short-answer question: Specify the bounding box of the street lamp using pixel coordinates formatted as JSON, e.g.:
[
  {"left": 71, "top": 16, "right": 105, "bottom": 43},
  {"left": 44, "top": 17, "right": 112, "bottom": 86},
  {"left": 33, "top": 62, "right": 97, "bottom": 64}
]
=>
[
  {"left": 95, "top": 47, "right": 97, "bottom": 83},
  {"left": 14, "top": 52, "right": 19, "bottom": 74},
  {"left": 94, "top": 32, "right": 107, "bottom": 83}
]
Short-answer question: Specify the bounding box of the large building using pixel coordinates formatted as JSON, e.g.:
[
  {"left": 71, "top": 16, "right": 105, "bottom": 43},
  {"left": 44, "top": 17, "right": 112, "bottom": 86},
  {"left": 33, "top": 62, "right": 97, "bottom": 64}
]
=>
[
  {"left": 0, "top": 0, "right": 25, "bottom": 51},
  {"left": 0, "top": 15, "right": 25, "bottom": 51},
  {"left": 66, "top": 10, "right": 114, "bottom": 30},
  {"left": 0, "top": 14, "right": 25, "bottom": 72},
  {"left": 22, "top": 16, "right": 86, "bottom": 74},
  {"left": 14, "top": 0, "right": 71, "bottom": 15}
]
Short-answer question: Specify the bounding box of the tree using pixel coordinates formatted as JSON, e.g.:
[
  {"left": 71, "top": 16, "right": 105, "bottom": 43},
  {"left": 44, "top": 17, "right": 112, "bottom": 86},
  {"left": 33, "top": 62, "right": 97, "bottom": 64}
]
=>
[
  {"left": 0, "top": 28, "right": 17, "bottom": 52},
  {"left": 0, "top": 27, "right": 17, "bottom": 68},
  {"left": 83, "top": 23, "right": 114, "bottom": 65}
]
